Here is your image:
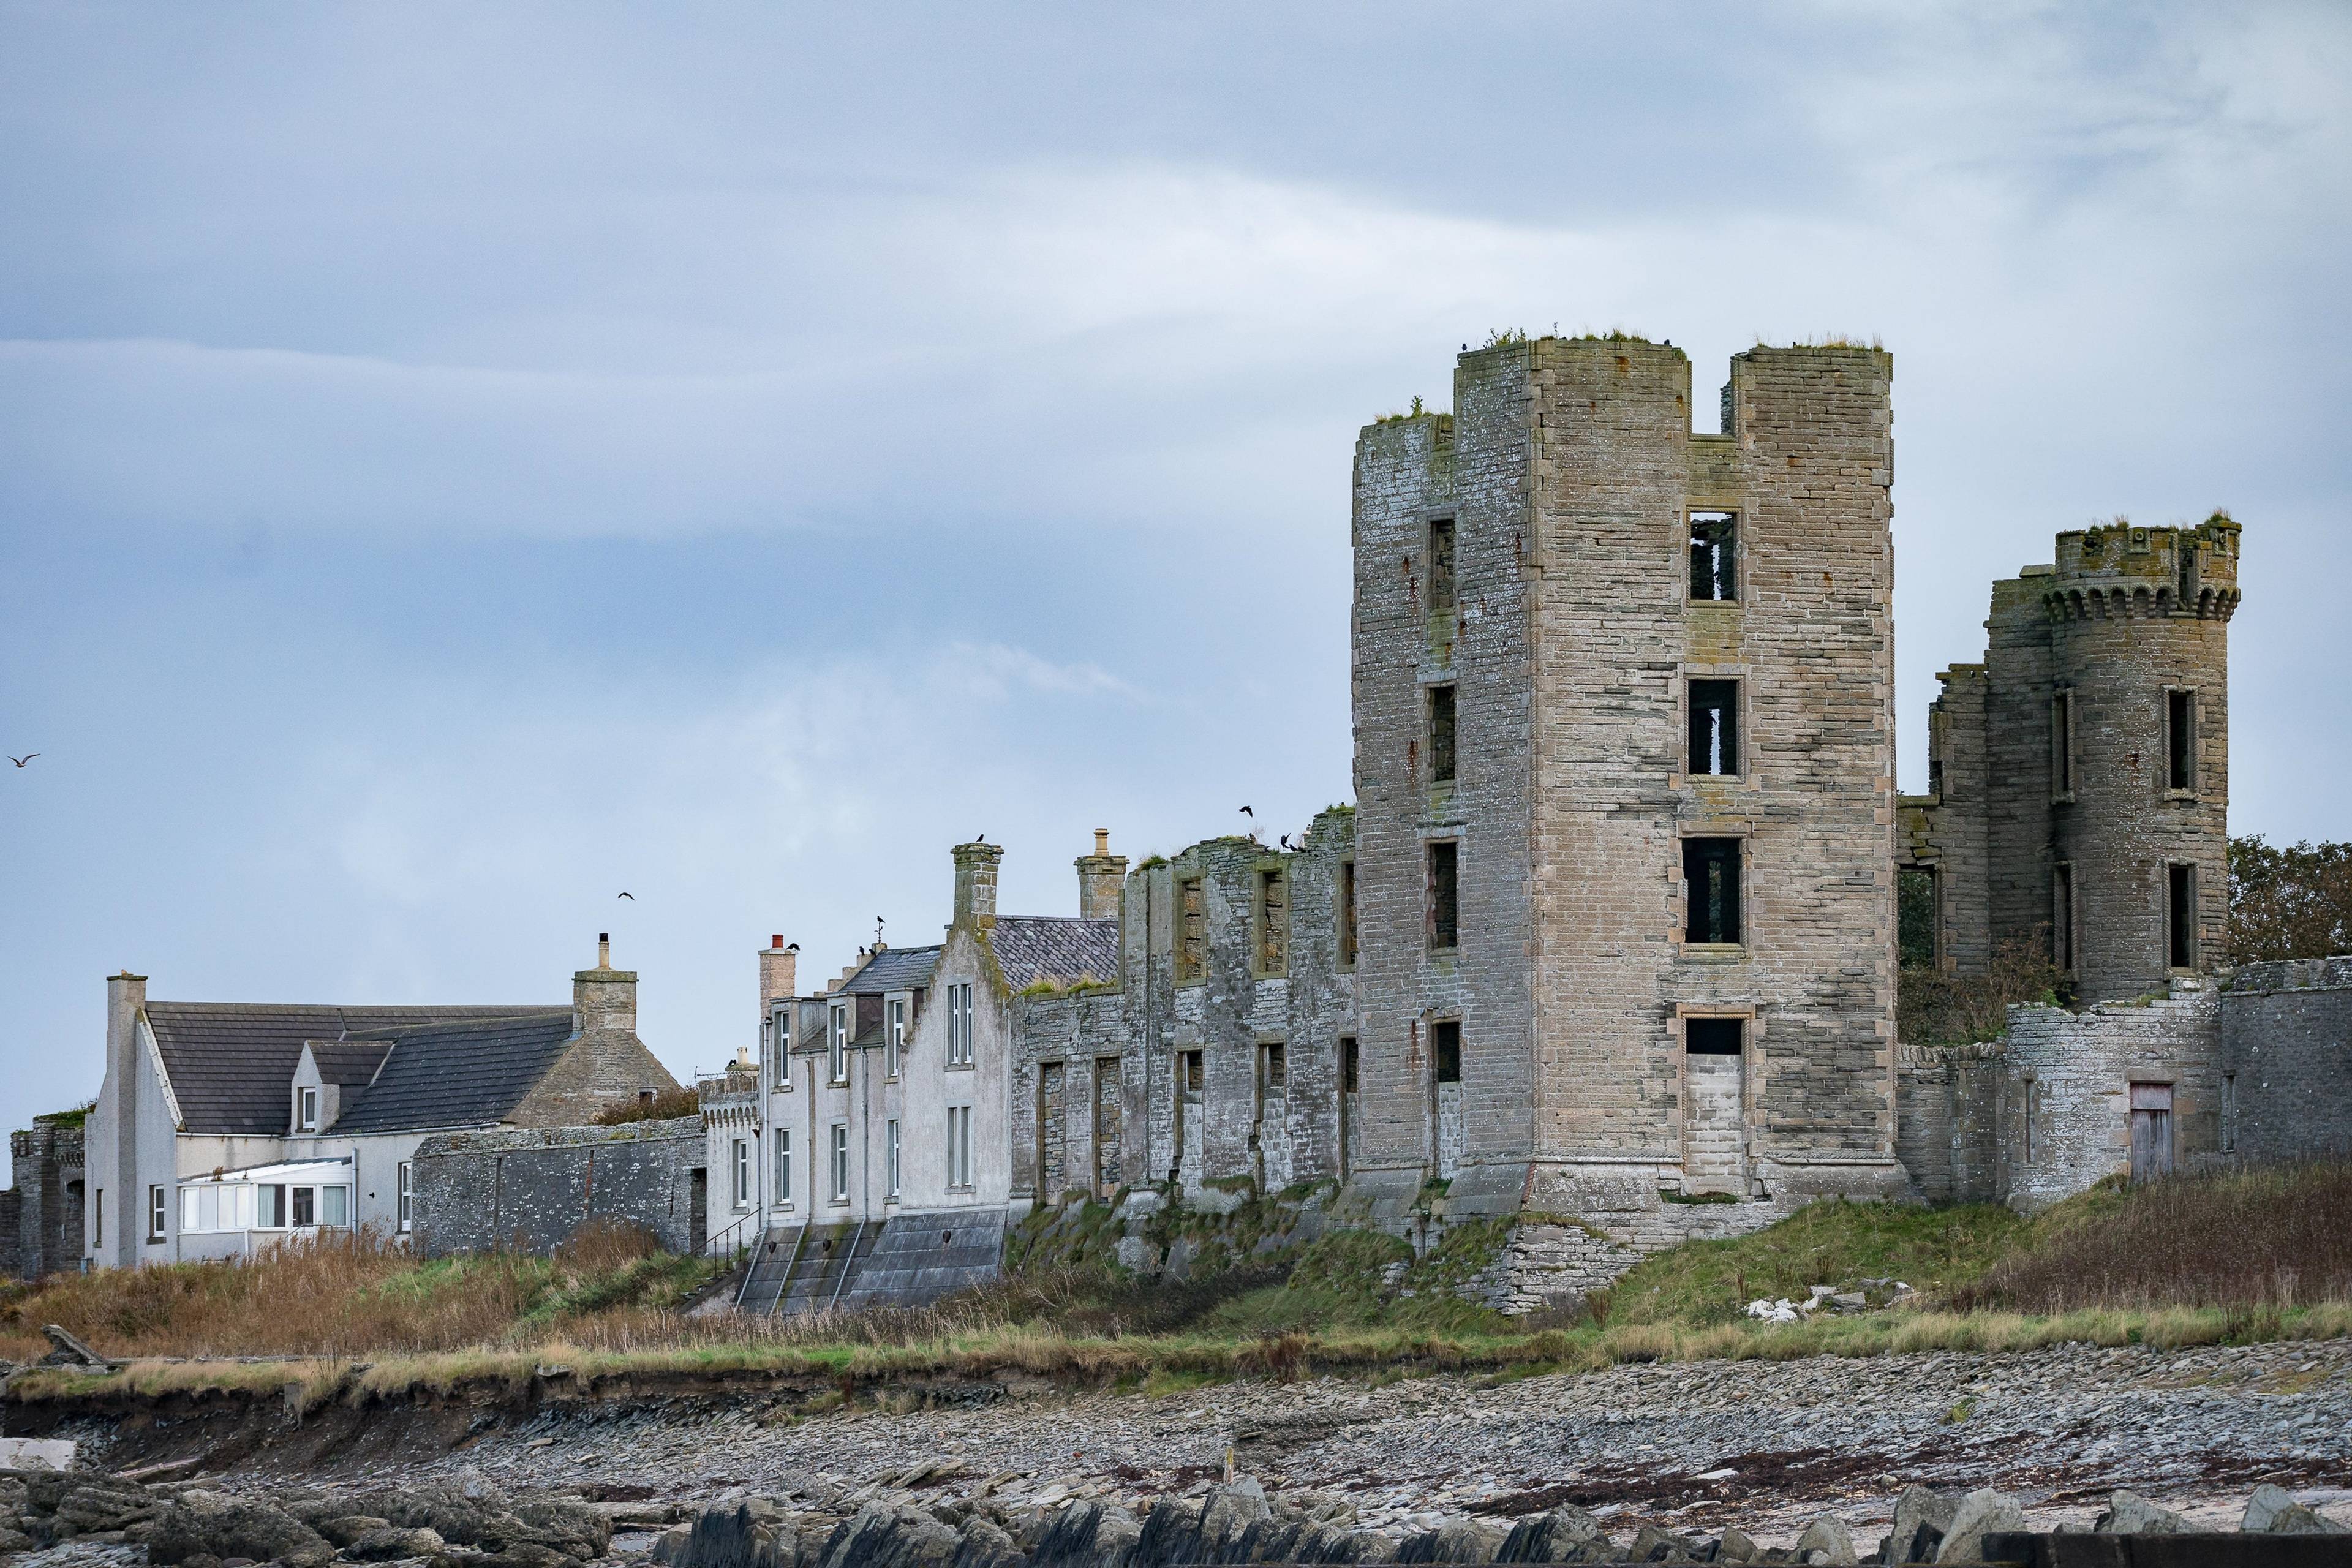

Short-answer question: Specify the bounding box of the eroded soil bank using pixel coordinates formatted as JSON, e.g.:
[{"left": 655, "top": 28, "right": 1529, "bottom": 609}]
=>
[{"left": 13, "top": 1338, "right": 2352, "bottom": 1550}]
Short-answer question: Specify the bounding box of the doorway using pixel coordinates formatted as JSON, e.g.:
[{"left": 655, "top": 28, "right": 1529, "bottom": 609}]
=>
[{"left": 2128, "top": 1083, "right": 2174, "bottom": 1184}]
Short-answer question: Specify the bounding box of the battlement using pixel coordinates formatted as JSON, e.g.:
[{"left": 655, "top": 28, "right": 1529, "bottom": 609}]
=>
[{"left": 2040, "top": 513, "right": 2242, "bottom": 622}]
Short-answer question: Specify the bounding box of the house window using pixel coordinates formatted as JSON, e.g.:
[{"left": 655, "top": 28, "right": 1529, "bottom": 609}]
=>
[
  {"left": 320, "top": 1186, "right": 348, "bottom": 1227},
  {"left": 396, "top": 1161, "right": 413, "bottom": 1233},
  {"left": 2051, "top": 690, "right": 2076, "bottom": 799},
  {"left": 1427, "top": 840, "right": 1460, "bottom": 951},
  {"left": 831, "top": 1124, "right": 850, "bottom": 1200},
  {"left": 829, "top": 1005, "right": 849, "bottom": 1082},
  {"left": 887, "top": 998, "right": 907, "bottom": 1077},
  {"left": 1432, "top": 1020, "right": 1461, "bottom": 1084},
  {"left": 946, "top": 1107, "right": 973, "bottom": 1189},
  {"left": 1339, "top": 861, "right": 1357, "bottom": 968},
  {"left": 1683, "top": 837, "right": 1743, "bottom": 944},
  {"left": 2167, "top": 689, "right": 2197, "bottom": 793},
  {"left": 256, "top": 1184, "right": 284, "bottom": 1229},
  {"left": 732, "top": 1139, "right": 750, "bottom": 1207},
  {"left": 1687, "top": 679, "right": 1740, "bottom": 777},
  {"left": 1261, "top": 1041, "right": 1286, "bottom": 1094},
  {"left": 1428, "top": 684, "right": 1457, "bottom": 783},
  {"left": 292, "top": 1186, "right": 316, "bottom": 1227},
  {"left": 1176, "top": 876, "right": 1207, "bottom": 982},
  {"left": 774, "top": 1130, "right": 792, "bottom": 1205},
  {"left": 1256, "top": 867, "right": 1289, "bottom": 976},
  {"left": 1427, "top": 518, "right": 1457, "bottom": 613},
  {"left": 1690, "top": 512, "right": 1737, "bottom": 601},
  {"left": 775, "top": 1012, "right": 794, "bottom": 1088},
  {"left": 179, "top": 1186, "right": 200, "bottom": 1232},
  {"left": 296, "top": 1087, "right": 318, "bottom": 1132},
  {"left": 945, "top": 982, "right": 974, "bottom": 1066},
  {"left": 2052, "top": 862, "right": 2076, "bottom": 971},
  {"left": 148, "top": 1184, "right": 166, "bottom": 1241},
  {"left": 2168, "top": 863, "right": 2198, "bottom": 971}
]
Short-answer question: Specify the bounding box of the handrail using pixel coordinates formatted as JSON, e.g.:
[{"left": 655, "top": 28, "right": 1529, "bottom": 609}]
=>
[{"left": 701, "top": 1207, "right": 761, "bottom": 1259}]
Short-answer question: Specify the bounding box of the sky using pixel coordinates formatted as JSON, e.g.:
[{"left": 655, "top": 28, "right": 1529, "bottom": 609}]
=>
[{"left": 3, "top": 2, "right": 2348, "bottom": 1133}]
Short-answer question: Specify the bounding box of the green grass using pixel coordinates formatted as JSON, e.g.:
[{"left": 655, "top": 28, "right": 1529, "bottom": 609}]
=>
[{"left": 1603, "top": 1197, "right": 2026, "bottom": 1327}]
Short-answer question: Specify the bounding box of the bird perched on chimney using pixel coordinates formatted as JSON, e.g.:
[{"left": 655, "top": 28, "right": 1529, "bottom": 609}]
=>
[{"left": 975, "top": 832, "right": 986, "bottom": 843}]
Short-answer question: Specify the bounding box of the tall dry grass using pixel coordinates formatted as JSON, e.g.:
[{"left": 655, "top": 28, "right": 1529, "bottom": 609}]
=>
[
  {"left": 1949, "top": 1161, "right": 2352, "bottom": 1313},
  {"left": 0, "top": 1220, "right": 690, "bottom": 1362}
]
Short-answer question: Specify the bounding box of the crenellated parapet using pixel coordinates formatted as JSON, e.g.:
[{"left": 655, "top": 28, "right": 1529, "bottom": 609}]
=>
[{"left": 2043, "top": 514, "right": 2242, "bottom": 623}]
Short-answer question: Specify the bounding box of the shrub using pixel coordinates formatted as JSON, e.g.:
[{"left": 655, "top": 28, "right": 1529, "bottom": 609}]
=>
[{"left": 592, "top": 1087, "right": 700, "bottom": 1125}]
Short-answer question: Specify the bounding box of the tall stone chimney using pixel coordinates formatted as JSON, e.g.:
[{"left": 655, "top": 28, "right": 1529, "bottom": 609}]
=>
[
  {"left": 1075, "top": 829, "right": 1128, "bottom": 921},
  {"left": 574, "top": 932, "right": 638, "bottom": 1037},
  {"left": 952, "top": 842, "right": 1003, "bottom": 930},
  {"left": 758, "top": 935, "right": 798, "bottom": 1017},
  {"left": 104, "top": 970, "right": 147, "bottom": 1269}
]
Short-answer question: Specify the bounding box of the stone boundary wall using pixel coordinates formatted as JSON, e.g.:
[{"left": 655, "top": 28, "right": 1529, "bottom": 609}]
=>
[
  {"left": 412, "top": 1117, "right": 702, "bottom": 1257},
  {"left": 1894, "top": 1041, "right": 2005, "bottom": 1205},
  {"left": 2223, "top": 956, "right": 2352, "bottom": 1163}
]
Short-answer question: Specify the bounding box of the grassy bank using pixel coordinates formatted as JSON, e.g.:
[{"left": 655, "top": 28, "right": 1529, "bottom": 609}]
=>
[{"left": 7, "top": 1164, "right": 2348, "bottom": 1411}]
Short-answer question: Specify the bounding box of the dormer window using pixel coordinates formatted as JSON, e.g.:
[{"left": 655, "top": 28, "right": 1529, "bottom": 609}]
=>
[
  {"left": 829, "top": 1005, "right": 849, "bottom": 1084},
  {"left": 296, "top": 1087, "right": 318, "bottom": 1133}
]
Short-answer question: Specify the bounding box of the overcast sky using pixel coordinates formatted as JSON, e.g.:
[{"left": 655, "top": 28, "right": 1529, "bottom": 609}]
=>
[{"left": 3, "top": 2, "right": 2347, "bottom": 1133}]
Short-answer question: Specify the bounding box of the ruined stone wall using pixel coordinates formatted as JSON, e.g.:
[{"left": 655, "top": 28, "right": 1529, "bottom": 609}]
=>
[
  {"left": 1901, "top": 663, "right": 1991, "bottom": 977},
  {"left": 2001, "top": 984, "right": 2221, "bottom": 1211},
  {"left": 411, "top": 1117, "right": 702, "bottom": 1256},
  {"left": 1893, "top": 1042, "right": 2005, "bottom": 1205},
  {"left": 2223, "top": 957, "right": 2352, "bottom": 1162},
  {"left": 6, "top": 1121, "right": 84, "bottom": 1281}
]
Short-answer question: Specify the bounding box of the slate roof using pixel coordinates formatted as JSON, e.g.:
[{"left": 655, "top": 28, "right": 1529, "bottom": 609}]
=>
[
  {"left": 838, "top": 946, "right": 942, "bottom": 995},
  {"left": 991, "top": 916, "right": 1120, "bottom": 990},
  {"left": 331, "top": 1013, "right": 582, "bottom": 1135},
  {"left": 143, "top": 1003, "right": 567, "bottom": 1137},
  {"left": 304, "top": 1040, "right": 395, "bottom": 1087}
]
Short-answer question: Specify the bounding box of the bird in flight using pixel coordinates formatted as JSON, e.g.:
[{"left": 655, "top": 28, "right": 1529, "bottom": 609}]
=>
[
  {"left": 9, "top": 754, "right": 35, "bottom": 768},
  {"left": 617, "top": 891, "right": 635, "bottom": 901},
  {"left": 1239, "top": 805, "right": 1253, "bottom": 818}
]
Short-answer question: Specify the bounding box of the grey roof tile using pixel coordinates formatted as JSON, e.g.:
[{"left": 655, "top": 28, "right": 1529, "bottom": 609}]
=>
[
  {"left": 991, "top": 916, "right": 1120, "bottom": 990},
  {"left": 838, "top": 946, "right": 941, "bottom": 995},
  {"left": 331, "top": 1014, "right": 581, "bottom": 1134},
  {"left": 144, "top": 1003, "right": 567, "bottom": 1136},
  {"left": 305, "top": 1040, "right": 394, "bottom": 1087}
]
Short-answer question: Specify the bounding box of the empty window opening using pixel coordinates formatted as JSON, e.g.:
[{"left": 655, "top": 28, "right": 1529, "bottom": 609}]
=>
[
  {"left": 1176, "top": 876, "right": 1207, "bottom": 982},
  {"left": 1341, "top": 1036, "right": 1359, "bottom": 1094},
  {"left": 1427, "top": 841, "right": 1460, "bottom": 950},
  {"left": 2168, "top": 863, "right": 2197, "bottom": 970},
  {"left": 1428, "top": 684, "right": 1458, "bottom": 783},
  {"left": 2168, "top": 690, "right": 2196, "bottom": 792},
  {"left": 1431, "top": 1020, "right": 1461, "bottom": 1084},
  {"left": 2052, "top": 863, "right": 2076, "bottom": 972},
  {"left": 2022, "top": 1078, "right": 2038, "bottom": 1165},
  {"left": 1690, "top": 513, "right": 1737, "bottom": 601},
  {"left": 2051, "top": 690, "right": 2076, "bottom": 798},
  {"left": 1683, "top": 837, "right": 1743, "bottom": 944},
  {"left": 2221, "top": 1072, "right": 2237, "bottom": 1154},
  {"left": 1427, "top": 519, "right": 1458, "bottom": 613},
  {"left": 1338, "top": 861, "right": 1358, "bottom": 968},
  {"left": 1182, "top": 1050, "right": 1204, "bottom": 1093},
  {"left": 1898, "top": 866, "right": 1939, "bottom": 968},
  {"left": 1685, "top": 1018, "right": 1743, "bottom": 1055},
  {"left": 1261, "top": 1041, "right": 1286, "bottom": 1093},
  {"left": 1687, "top": 679, "right": 1740, "bottom": 776},
  {"left": 1256, "top": 867, "right": 1289, "bottom": 974}
]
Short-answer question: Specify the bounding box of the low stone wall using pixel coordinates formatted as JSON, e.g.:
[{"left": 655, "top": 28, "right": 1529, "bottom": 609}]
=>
[
  {"left": 411, "top": 1117, "right": 702, "bottom": 1256},
  {"left": 1459, "top": 1221, "right": 1643, "bottom": 1313},
  {"left": 2225, "top": 956, "right": 2352, "bottom": 1163},
  {"left": 2002, "top": 986, "right": 2222, "bottom": 1210},
  {"left": 1895, "top": 1041, "right": 2005, "bottom": 1205}
]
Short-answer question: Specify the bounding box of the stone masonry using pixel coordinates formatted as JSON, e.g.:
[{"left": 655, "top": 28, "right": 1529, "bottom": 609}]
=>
[{"left": 411, "top": 1116, "right": 704, "bottom": 1256}]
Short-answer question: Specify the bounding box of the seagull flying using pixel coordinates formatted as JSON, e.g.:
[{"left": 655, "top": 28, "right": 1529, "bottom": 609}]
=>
[
  {"left": 9, "top": 755, "right": 35, "bottom": 768},
  {"left": 1239, "top": 805, "right": 1253, "bottom": 818},
  {"left": 617, "top": 891, "right": 635, "bottom": 900}
]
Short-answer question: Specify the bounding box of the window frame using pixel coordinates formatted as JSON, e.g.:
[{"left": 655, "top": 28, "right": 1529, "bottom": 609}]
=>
[
  {"left": 147, "top": 1183, "right": 167, "bottom": 1242},
  {"left": 296, "top": 1085, "right": 318, "bottom": 1133},
  {"left": 731, "top": 1138, "right": 750, "bottom": 1208},
  {"left": 1340, "top": 1036, "right": 1359, "bottom": 1095},
  {"left": 1689, "top": 511, "right": 1738, "bottom": 603},
  {"left": 1175, "top": 875, "right": 1207, "bottom": 984},
  {"left": 1426, "top": 839, "right": 1461, "bottom": 952},
  {"left": 1427, "top": 517, "right": 1458, "bottom": 614},
  {"left": 396, "top": 1160, "right": 413, "bottom": 1233},
  {"left": 886, "top": 1118, "right": 902, "bottom": 1199},
  {"left": 886, "top": 997, "right": 906, "bottom": 1078},
  {"left": 831, "top": 1123, "right": 850, "bottom": 1202},
  {"left": 1338, "top": 859, "right": 1358, "bottom": 970},
  {"left": 1680, "top": 835, "right": 1745, "bottom": 948},
  {"left": 291, "top": 1185, "right": 316, "bottom": 1229},
  {"left": 1260, "top": 1040, "right": 1286, "bottom": 1095},
  {"left": 774, "top": 1128, "right": 793, "bottom": 1207},
  {"left": 1254, "top": 865, "right": 1289, "bottom": 977},
  {"left": 2051, "top": 688, "right": 2077, "bottom": 802},
  {"left": 2165, "top": 687, "right": 2198, "bottom": 796},
  {"left": 1686, "top": 677, "right": 1741, "bottom": 778},
  {"left": 2167, "top": 861, "right": 2198, "bottom": 972},
  {"left": 1427, "top": 682, "right": 1458, "bottom": 785},
  {"left": 1431, "top": 1019, "right": 1462, "bottom": 1085},
  {"left": 829, "top": 1004, "right": 849, "bottom": 1084}
]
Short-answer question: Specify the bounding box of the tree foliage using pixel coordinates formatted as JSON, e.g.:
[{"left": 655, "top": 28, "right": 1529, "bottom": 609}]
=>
[
  {"left": 1898, "top": 934, "right": 2065, "bottom": 1046},
  {"left": 2228, "top": 835, "right": 2352, "bottom": 963}
]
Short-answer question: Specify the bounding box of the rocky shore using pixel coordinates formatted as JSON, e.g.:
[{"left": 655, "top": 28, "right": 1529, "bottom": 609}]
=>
[{"left": 7, "top": 1338, "right": 2348, "bottom": 1565}]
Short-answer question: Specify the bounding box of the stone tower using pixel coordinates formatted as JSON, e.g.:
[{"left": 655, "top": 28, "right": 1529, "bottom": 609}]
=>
[
  {"left": 1915, "top": 516, "right": 2239, "bottom": 1002},
  {"left": 1348, "top": 337, "right": 1909, "bottom": 1229}
]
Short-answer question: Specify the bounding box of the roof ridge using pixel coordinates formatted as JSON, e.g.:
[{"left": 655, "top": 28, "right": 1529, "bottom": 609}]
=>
[{"left": 146, "top": 1001, "right": 565, "bottom": 1015}]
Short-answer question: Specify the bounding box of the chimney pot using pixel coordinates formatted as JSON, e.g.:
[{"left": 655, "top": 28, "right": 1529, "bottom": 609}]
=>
[
  {"left": 598, "top": 933, "right": 611, "bottom": 968},
  {"left": 1094, "top": 828, "right": 1109, "bottom": 856},
  {"left": 772, "top": 933, "right": 784, "bottom": 948}
]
